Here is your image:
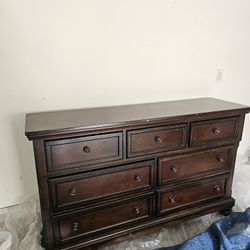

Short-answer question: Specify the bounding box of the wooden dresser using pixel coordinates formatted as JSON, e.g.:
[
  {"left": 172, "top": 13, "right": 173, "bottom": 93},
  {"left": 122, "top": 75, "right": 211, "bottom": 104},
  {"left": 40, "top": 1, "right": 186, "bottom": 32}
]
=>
[{"left": 25, "top": 98, "right": 250, "bottom": 250}]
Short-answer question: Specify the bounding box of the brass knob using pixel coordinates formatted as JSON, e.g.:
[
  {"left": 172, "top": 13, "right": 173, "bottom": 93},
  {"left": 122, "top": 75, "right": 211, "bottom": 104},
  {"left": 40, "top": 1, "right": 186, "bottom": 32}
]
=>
[
  {"left": 72, "top": 222, "right": 79, "bottom": 231},
  {"left": 214, "top": 185, "right": 221, "bottom": 192},
  {"left": 154, "top": 136, "right": 162, "bottom": 143},
  {"left": 134, "top": 175, "right": 142, "bottom": 182},
  {"left": 133, "top": 207, "right": 141, "bottom": 214},
  {"left": 170, "top": 165, "right": 177, "bottom": 173},
  {"left": 169, "top": 195, "right": 175, "bottom": 204},
  {"left": 217, "top": 156, "right": 224, "bottom": 163},
  {"left": 212, "top": 128, "right": 220, "bottom": 134},
  {"left": 83, "top": 146, "right": 91, "bottom": 153},
  {"left": 69, "top": 187, "right": 77, "bottom": 196}
]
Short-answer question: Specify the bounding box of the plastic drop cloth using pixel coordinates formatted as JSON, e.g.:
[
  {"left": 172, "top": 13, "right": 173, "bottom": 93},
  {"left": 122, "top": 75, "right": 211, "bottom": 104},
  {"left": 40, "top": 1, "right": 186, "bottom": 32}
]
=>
[
  {"left": 0, "top": 196, "right": 42, "bottom": 250},
  {"left": 0, "top": 151, "right": 250, "bottom": 250}
]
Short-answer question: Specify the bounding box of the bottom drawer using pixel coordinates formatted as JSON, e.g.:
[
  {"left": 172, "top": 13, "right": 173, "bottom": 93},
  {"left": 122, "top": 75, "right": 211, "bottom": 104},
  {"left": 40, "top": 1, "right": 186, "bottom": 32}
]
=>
[
  {"left": 53, "top": 194, "right": 154, "bottom": 245},
  {"left": 157, "top": 176, "right": 228, "bottom": 215}
]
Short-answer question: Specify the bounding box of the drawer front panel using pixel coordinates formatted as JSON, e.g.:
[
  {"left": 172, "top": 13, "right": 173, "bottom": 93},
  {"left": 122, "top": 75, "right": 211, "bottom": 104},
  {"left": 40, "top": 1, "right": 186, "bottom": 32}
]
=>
[
  {"left": 158, "top": 147, "right": 231, "bottom": 185},
  {"left": 127, "top": 124, "right": 187, "bottom": 157},
  {"left": 158, "top": 177, "right": 227, "bottom": 214},
  {"left": 53, "top": 195, "right": 153, "bottom": 244},
  {"left": 50, "top": 161, "right": 154, "bottom": 211},
  {"left": 190, "top": 117, "right": 239, "bottom": 146},
  {"left": 45, "top": 132, "right": 123, "bottom": 171}
]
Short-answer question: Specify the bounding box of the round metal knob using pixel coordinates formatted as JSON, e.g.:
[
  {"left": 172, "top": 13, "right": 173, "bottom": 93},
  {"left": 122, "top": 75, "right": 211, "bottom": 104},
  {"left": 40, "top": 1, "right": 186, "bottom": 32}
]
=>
[
  {"left": 69, "top": 187, "right": 77, "bottom": 196},
  {"left": 134, "top": 175, "right": 142, "bottom": 182},
  {"left": 133, "top": 207, "right": 141, "bottom": 214},
  {"left": 154, "top": 136, "right": 163, "bottom": 143},
  {"left": 83, "top": 146, "right": 91, "bottom": 153},
  {"left": 214, "top": 185, "right": 221, "bottom": 192},
  {"left": 212, "top": 128, "right": 221, "bottom": 134},
  {"left": 170, "top": 165, "right": 177, "bottom": 173},
  {"left": 72, "top": 222, "right": 79, "bottom": 231},
  {"left": 217, "top": 156, "right": 224, "bottom": 163},
  {"left": 169, "top": 195, "right": 175, "bottom": 204}
]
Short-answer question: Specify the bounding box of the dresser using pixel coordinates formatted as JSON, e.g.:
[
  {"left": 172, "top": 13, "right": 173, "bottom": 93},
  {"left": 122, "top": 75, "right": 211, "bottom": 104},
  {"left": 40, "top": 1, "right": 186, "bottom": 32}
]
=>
[{"left": 25, "top": 98, "right": 250, "bottom": 250}]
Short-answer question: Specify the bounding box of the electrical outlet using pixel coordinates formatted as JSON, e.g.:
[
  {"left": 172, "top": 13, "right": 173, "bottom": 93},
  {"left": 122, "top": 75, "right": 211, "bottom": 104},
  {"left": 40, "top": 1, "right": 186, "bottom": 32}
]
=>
[{"left": 216, "top": 69, "right": 224, "bottom": 83}]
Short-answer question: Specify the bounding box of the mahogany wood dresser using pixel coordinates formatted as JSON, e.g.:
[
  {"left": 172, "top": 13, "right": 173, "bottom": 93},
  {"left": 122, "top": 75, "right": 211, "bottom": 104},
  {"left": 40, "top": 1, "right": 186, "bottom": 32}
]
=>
[{"left": 25, "top": 98, "right": 250, "bottom": 250}]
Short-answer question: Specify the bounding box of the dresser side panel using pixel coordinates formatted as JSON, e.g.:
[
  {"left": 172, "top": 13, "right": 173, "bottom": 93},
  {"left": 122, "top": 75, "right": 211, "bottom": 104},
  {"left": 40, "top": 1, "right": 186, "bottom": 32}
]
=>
[{"left": 33, "top": 139, "right": 54, "bottom": 249}]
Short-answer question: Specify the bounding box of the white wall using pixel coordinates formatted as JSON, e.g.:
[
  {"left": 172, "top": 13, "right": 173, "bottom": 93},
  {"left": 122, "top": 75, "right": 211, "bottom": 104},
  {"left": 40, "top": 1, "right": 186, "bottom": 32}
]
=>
[{"left": 1, "top": 0, "right": 250, "bottom": 208}]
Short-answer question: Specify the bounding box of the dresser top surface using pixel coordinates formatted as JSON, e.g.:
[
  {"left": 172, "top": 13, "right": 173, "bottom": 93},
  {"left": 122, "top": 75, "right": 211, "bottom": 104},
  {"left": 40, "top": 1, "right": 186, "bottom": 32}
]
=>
[{"left": 25, "top": 97, "right": 250, "bottom": 139}]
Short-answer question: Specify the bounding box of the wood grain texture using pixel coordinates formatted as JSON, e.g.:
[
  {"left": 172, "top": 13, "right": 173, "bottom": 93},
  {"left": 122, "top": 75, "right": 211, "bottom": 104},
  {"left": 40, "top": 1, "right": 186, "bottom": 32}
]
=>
[
  {"left": 190, "top": 117, "right": 239, "bottom": 146},
  {"left": 25, "top": 98, "right": 250, "bottom": 139},
  {"left": 45, "top": 132, "right": 123, "bottom": 171},
  {"left": 158, "top": 146, "right": 232, "bottom": 185},
  {"left": 49, "top": 161, "right": 155, "bottom": 212},
  {"left": 53, "top": 195, "right": 154, "bottom": 244},
  {"left": 25, "top": 98, "right": 250, "bottom": 249},
  {"left": 158, "top": 175, "right": 228, "bottom": 215},
  {"left": 127, "top": 124, "right": 187, "bottom": 157}
]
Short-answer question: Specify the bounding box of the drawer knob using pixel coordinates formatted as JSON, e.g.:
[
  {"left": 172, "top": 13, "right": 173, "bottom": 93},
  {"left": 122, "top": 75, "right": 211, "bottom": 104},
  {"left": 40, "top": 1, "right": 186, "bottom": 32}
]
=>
[
  {"left": 217, "top": 156, "right": 224, "bottom": 163},
  {"left": 169, "top": 195, "right": 175, "bottom": 204},
  {"left": 83, "top": 146, "right": 91, "bottom": 153},
  {"left": 214, "top": 185, "right": 221, "bottom": 192},
  {"left": 72, "top": 222, "right": 79, "bottom": 232},
  {"left": 154, "top": 136, "right": 163, "bottom": 143},
  {"left": 133, "top": 207, "right": 141, "bottom": 214},
  {"left": 134, "top": 175, "right": 142, "bottom": 182},
  {"left": 170, "top": 165, "right": 177, "bottom": 173},
  {"left": 69, "top": 187, "right": 77, "bottom": 196},
  {"left": 212, "top": 128, "right": 221, "bottom": 134}
]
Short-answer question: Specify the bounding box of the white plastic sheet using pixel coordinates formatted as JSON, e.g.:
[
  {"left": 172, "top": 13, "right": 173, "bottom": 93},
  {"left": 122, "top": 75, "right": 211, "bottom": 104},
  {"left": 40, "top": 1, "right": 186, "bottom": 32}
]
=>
[
  {"left": 1, "top": 151, "right": 250, "bottom": 250},
  {"left": 0, "top": 196, "right": 42, "bottom": 250}
]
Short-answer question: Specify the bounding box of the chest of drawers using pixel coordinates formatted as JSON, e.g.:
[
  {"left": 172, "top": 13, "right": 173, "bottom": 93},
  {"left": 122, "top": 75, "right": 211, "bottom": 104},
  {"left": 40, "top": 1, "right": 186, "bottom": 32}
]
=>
[{"left": 25, "top": 98, "right": 250, "bottom": 250}]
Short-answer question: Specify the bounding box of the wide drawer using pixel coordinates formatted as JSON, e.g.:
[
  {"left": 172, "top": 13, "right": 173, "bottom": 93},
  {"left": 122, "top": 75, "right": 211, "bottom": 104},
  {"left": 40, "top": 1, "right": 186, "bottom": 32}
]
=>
[
  {"left": 50, "top": 161, "right": 154, "bottom": 212},
  {"left": 158, "top": 177, "right": 227, "bottom": 215},
  {"left": 52, "top": 195, "right": 154, "bottom": 244},
  {"left": 127, "top": 124, "right": 187, "bottom": 157},
  {"left": 45, "top": 132, "right": 123, "bottom": 171},
  {"left": 158, "top": 147, "right": 231, "bottom": 185},
  {"left": 190, "top": 117, "right": 239, "bottom": 147}
]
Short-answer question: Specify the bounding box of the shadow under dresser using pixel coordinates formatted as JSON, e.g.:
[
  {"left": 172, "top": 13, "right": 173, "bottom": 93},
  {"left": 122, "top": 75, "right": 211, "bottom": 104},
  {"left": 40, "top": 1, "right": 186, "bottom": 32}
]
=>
[{"left": 25, "top": 98, "right": 250, "bottom": 250}]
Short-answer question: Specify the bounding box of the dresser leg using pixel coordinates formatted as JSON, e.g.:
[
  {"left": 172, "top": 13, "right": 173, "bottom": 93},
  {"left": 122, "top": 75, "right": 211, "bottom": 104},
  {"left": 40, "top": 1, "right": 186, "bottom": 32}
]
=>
[
  {"left": 40, "top": 231, "right": 46, "bottom": 249},
  {"left": 219, "top": 208, "right": 233, "bottom": 216}
]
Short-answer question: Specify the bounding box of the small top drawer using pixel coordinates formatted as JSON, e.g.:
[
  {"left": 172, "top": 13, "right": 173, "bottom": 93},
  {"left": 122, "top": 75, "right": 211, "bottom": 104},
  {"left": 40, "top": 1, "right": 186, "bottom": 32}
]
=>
[
  {"left": 127, "top": 124, "right": 187, "bottom": 157},
  {"left": 50, "top": 161, "right": 154, "bottom": 212},
  {"left": 45, "top": 132, "right": 123, "bottom": 171},
  {"left": 190, "top": 117, "right": 239, "bottom": 147}
]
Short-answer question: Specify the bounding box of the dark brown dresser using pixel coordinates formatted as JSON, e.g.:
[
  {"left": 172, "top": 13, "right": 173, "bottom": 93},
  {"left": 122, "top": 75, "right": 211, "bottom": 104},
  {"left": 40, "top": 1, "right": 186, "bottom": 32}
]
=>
[{"left": 25, "top": 98, "right": 250, "bottom": 250}]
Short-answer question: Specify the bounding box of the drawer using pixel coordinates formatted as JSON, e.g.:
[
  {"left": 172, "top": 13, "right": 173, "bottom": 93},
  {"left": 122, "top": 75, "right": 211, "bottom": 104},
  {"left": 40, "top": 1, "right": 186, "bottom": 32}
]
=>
[
  {"left": 190, "top": 117, "right": 239, "bottom": 147},
  {"left": 50, "top": 161, "right": 155, "bottom": 212},
  {"left": 127, "top": 124, "right": 187, "bottom": 157},
  {"left": 158, "top": 177, "right": 227, "bottom": 215},
  {"left": 52, "top": 195, "right": 154, "bottom": 244},
  {"left": 45, "top": 132, "right": 123, "bottom": 171},
  {"left": 158, "top": 147, "right": 231, "bottom": 185}
]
